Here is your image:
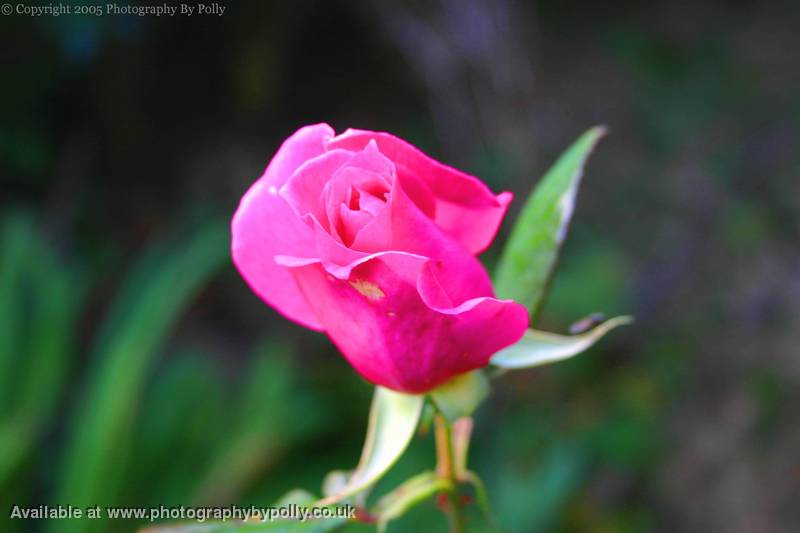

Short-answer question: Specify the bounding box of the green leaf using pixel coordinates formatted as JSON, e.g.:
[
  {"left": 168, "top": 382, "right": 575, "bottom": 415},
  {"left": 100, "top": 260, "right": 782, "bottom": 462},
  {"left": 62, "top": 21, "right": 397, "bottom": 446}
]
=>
[
  {"left": 318, "top": 387, "right": 424, "bottom": 505},
  {"left": 490, "top": 316, "right": 632, "bottom": 369},
  {"left": 372, "top": 471, "right": 451, "bottom": 532},
  {"left": 429, "top": 371, "right": 489, "bottom": 422},
  {"left": 51, "top": 219, "right": 229, "bottom": 533},
  {"left": 494, "top": 127, "right": 607, "bottom": 318}
]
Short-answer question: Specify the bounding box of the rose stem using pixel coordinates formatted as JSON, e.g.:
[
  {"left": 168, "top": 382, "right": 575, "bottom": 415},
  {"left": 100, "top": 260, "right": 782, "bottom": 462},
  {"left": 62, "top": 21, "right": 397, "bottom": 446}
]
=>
[{"left": 434, "top": 413, "right": 466, "bottom": 533}]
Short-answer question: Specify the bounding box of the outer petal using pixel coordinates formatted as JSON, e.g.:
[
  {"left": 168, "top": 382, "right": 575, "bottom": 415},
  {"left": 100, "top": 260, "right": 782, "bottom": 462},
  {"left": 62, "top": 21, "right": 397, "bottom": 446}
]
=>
[
  {"left": 231, "top": 124, "right": 334, "bottom": 331},
  {"left": 288, "top": 253, "right": 528, "bottom": 393},
  {"left": 329, "top": 129, "right": 512, "bottom": 254},
  {"left": 260, "top": 123, "right": 334, "bottom": 188}
]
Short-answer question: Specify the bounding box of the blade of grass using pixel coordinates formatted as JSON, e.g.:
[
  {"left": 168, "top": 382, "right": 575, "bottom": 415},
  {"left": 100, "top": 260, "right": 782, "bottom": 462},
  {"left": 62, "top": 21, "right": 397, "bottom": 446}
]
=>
[
  {"left": 0, "top": 218, "right": 84, "bottom": 487},
  {"left": 0, "top": 211, "right": 35, "bottom": 414},
  {"left": 129, "top": 350, "right": 230, "bottom": 507},
  {"left": 50, "top": 218, "right": 228, "bottom": 533},
  {"left": 191, "top": 342, "right": 322, "bottom": 506}
]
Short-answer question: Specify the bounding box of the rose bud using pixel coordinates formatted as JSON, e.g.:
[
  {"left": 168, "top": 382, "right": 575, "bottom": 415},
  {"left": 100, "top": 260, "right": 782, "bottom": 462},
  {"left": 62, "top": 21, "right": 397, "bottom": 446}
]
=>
[{"left": 232, "top": 124, "right": 528, "bottom": 393}]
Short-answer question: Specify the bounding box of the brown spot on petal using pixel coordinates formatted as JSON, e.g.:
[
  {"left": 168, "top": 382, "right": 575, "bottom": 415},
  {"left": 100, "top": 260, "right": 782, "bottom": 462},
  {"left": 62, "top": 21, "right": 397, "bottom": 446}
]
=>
[{"left": 349, "top": 279, "right": 385, "bottom": 301}]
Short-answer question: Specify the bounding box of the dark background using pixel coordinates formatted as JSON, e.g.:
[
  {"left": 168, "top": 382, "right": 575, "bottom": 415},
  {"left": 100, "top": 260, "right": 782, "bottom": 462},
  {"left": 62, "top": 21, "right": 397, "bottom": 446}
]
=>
[{"left": 2, "top": 1, "right": 799, "bottom": 531}]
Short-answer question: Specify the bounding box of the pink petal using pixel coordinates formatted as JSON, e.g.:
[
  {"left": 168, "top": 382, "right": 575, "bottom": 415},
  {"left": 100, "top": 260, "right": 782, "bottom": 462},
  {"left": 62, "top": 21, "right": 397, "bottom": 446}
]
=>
[
  {"left": 232, "top": 124, "right": 336, "bottom": 331},
  {"left": 357, "top": 189, "right": 386, "bottom": 216},
  {"left": 288, "top": 253, "right": 528, "bottom": 393},
  {"left": 280, "top": 149, "right": 355, "bottom": 231},
  {"left": 322, "top": 167, "right": 389, "bottom": 243},
  {"left": 338, "top": 204, "right": 373, "bottom": 245},
  {"left": 329, "top": 129, "right": 511, "bottom": 254},
  {"left": 346, "top": 139, "right": 396, "bottom": 178},
  {"left": 353, "top": 175, "right": 494, "bottom": 303},
  {"left": 261, "top": 123, "right": 334, "bottom": 188}
]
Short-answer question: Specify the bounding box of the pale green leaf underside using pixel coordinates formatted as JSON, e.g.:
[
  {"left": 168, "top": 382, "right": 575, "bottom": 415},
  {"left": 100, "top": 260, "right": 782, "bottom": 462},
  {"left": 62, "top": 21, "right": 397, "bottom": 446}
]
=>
[
  {"left": 494, "top": 127, "right": 607, "bottom": 318},
  {"left": 490, "top": 316, "right": 633, "bottom": 369},
  {"left": 429, "top": 370, "right": 489, "bottom": 422},
  {"left": 318, "top": 387, "right": 424, "bottom": 505}
]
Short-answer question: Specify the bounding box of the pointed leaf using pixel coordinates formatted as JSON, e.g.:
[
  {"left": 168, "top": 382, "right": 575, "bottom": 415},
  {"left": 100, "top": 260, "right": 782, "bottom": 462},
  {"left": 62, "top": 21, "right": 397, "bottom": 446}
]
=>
[
  {"left": 495, "top": 127, "right": 607, "bottom": 317},
  {"left": 318, "top": 387, "right": 424, "bottom": 505},
  {"left": 490, "top": 316, "right": 632, "bottom": 369}
]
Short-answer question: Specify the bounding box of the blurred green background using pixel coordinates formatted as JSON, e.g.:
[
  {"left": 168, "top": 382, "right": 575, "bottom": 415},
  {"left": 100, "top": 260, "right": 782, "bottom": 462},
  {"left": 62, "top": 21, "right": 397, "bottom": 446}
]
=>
[{"left": 2, "top": 1, "right": 799, "bottom": 531}]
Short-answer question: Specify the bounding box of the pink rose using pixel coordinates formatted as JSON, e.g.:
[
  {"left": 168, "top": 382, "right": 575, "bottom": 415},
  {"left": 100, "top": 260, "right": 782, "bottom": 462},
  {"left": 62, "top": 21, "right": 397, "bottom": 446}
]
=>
[{"left": 232, "top": 124, "right": 528, "bottom": 393}]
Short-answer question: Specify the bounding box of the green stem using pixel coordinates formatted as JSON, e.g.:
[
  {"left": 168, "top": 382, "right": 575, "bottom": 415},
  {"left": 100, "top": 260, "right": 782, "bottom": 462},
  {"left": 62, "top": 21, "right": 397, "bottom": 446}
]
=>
[{"left": 434, "top": 414, "right": 466, "bottom": 533}]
